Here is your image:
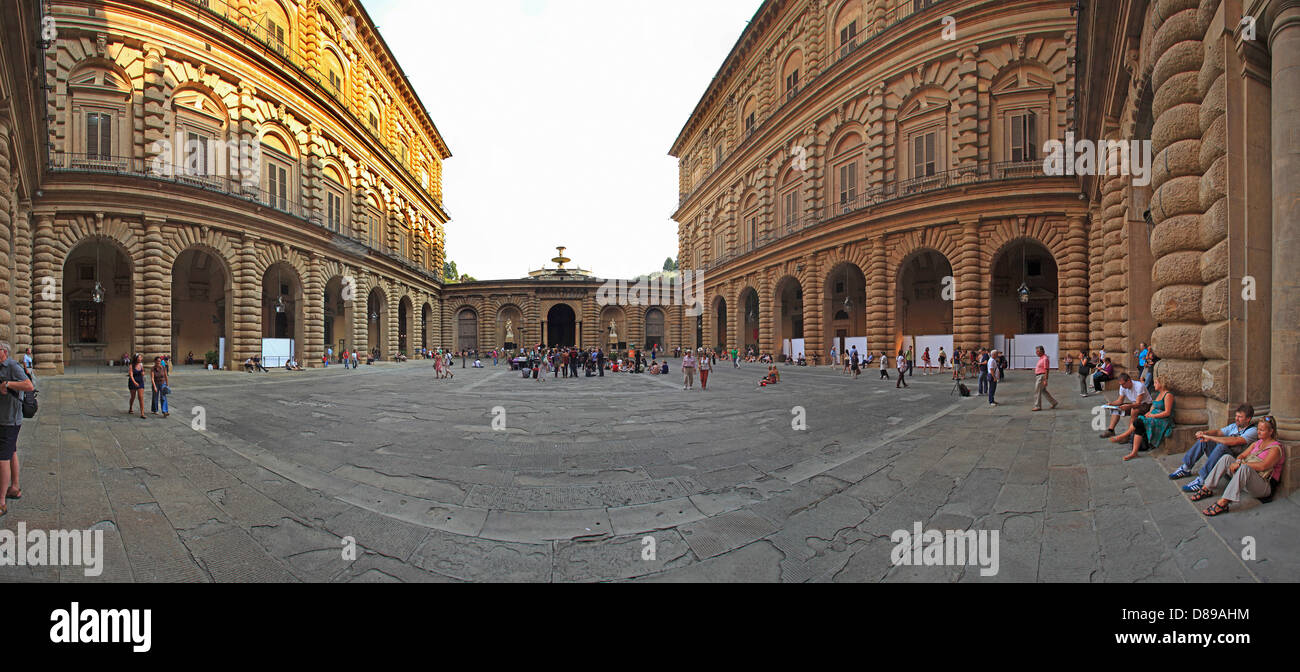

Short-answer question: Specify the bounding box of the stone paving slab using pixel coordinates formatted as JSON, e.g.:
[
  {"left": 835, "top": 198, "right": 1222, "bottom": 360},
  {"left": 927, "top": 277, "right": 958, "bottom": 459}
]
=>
[{"left": 1, "top": 362, "right": 1295, "bottom": 582}]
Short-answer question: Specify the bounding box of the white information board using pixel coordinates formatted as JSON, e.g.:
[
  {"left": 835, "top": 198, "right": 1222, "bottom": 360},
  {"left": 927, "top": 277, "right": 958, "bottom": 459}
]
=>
[{"left": 261, "top": 338, "right": 295, "bottom": 368}]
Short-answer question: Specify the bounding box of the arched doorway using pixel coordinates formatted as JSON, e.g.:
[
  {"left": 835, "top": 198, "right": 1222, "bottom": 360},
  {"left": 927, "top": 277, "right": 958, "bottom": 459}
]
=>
[
  {"left": 546, "top": 304, "right": 576, "bottom": 347},
  {"left": 366, "top": 287, "right": 388, "bottom": 357},
  {"left": 398, "top": 296, "right": 413, "bottom": 356},
  {"left": 773, "top": 276, "right": 803, "bottom": 361},
  {"left": 421, "top": 303, "right": 432, "bottom": 351},
  {"left": 644, "top": 308, "right": 666, "bottom": 352},
  {"left": 62, "top": 238, "right": 133, "bottom": 367},
  {"left": 497, "top": 304, "right": 524, "bottom": 350},
  {"left": 740, "top": 288, "right": 760, "bottom": 353},
  {"left": 824, "top": 262, "right": 867, "bottom": 359},
  {"left": 261, "top": 261, "right": 303, "bottom": 366},
  {"left": 456, "top": 308, "right": 478, "bottom": 352},
  {"left": 714, "top": 296, "right": 728, "bottom": 350},
  {"left": 173, "top": 248, "right": 232, "bottom": 368},
  {"left": 992, "top": 238, "right": 1059, "bottom": 368},
  {"left": 324, "top": 275, "right": 355, "bottom": 357},
  {"left": 896, "top": 250, "right": 954, "bottom": 363}
]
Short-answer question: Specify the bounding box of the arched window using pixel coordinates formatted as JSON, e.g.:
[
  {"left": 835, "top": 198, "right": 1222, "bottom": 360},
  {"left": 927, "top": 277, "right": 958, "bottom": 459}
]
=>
[
  {"left": 833, "top": 1, "right": 863, "bottom": 58},
  {"left": 66, "top": 64, "right": 132, "bottom": 169},
  {"left": 741, "top": 193, "right": 759, "bottom": 252},
  {"left": 260, "top": 128, "right": 298, "bottom": 211},
  {"left": 366, "top": 97, "right": 381, "bottom": 135},
  {"left": 170, "top": 87, "right": 229, "bottom": 186},
  {"left": 323, "top": 48, "right": 346, "bottom": 99},
  {"left": 778, "top": 168, "right": 803, "bottom": 233},
  {"left": 257, "top": 0, "right": 292, "bottom": 56},
  {"left": 362, "top": 195, "right": 382, "bottom": 250},
  {"left": 741, "top": 96, "right": 758, "bottom": 137},
  {"left": 831, "top": 130, "right": 864, "bottom": 210},
  {"left": 323, "top": 164, "right": 348, "bottom": 233},
  {"left": 782, "top": 50, "right": 803, "bottom": 103}
]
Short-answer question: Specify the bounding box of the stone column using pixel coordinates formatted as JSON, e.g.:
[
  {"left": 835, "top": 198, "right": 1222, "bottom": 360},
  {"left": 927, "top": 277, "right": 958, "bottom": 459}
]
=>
[
  {"left": 32, "top": 212, "right": 61, "bottom": 374},
  {"left": 141, "top": 215, "right": 170, "bottom": 358},
  {"left": 1269, "top": 0, "right": 1300, "bottom": 451},
  {"left": 866, "top": 237, "right": 888, "bottom": 354},
  {"left": 952, "top": 219, "right": 981, "bottom": 352},
  {"left": 802, "top": 258, "right": 823, "bottom": 363},
  {"left": 351, "top": 269, "right": 367, "bottom": 354},
  {"left": 1059, "top": 215, "right": 1090, "bottom": 362},
  {"left": 14, "top": 201, "right": 33, "bottom": 349},
  {"left": 386, "top": 282, "right": 399, "bottom": 357},
  {"left": 233, "top": 234, "right": 262, "bottom": 365},
  {"left": 1148, "top": 0, "right": 1207, "bottom": 426},
  {"left": 0, "top": 115, "right": 12, "bottom": 344},
  {"left": 304, "top": 252, "right": 324, "bottom": 367}
]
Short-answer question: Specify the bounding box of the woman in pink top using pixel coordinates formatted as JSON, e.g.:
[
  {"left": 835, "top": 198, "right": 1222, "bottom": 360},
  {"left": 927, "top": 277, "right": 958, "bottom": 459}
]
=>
[
  {"left": 681, "top": 352, "right": 696, "bottom": 390},
  {"left": 1192, "top": 416, "right": 1286, "bottom": 516}
]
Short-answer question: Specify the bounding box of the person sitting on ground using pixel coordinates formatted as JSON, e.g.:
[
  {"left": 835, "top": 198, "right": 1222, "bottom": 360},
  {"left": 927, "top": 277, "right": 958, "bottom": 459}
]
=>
[
  {"left": 759, "top": 365, "right": 781, "bottom": 386},
  {"left": 253, "top": 355, "right": 268, "bottom": 372},
  {"left": 648, "top": 359, "right": 659, "bottom": 374},
  {"left": 1191, "top": 416, "right": 1286, "bottom": 517},
  {"left": 186, "top": 351, "right": 196, "bottom": 365},
  {"left": 1099, "top": 373, "right": 1149, "bottom": 438},
  {"left": 798, "top": 353, "right": 807, "bottom": 366},
  {"left": 472, "top": 358, "right": 483, "bottom": 368},
  {"left": 244, "top": 357, "right": 255, "bottom": 373},
  {"left": 1110, "top": 372, "right": 1174, "bottom": 460},
  {"left": 1170, "top": 404, "right": 1258, "bottom": 492},
  {"left": 285, "top": 358, "right": 304, "bottom": 371}
]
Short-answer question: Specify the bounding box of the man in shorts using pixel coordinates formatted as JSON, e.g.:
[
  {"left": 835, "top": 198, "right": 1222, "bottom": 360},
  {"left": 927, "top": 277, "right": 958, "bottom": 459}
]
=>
[{"left": 0, "top": 341, "right": 35, "bottom": 516}]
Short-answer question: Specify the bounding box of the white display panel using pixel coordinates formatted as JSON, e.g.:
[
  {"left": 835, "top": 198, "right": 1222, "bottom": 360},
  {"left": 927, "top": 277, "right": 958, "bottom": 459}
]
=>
[{"left": 261, "top": 338, "right": 295, "bottom": 368}]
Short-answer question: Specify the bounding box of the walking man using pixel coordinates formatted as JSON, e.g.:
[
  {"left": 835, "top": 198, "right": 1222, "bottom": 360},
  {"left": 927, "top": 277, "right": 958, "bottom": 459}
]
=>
[
  {"left": 1031, "top": 345, "right": 1059, "bottom": 411},
  {"left": 0, "top": 341, "right": 35, "bottom": 517},
  {"left": 895, "top": 351, "right": 909, "bottom": 388}
]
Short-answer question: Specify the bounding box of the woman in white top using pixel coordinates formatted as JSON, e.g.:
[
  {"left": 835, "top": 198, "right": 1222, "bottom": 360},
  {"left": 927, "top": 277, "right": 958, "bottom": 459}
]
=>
[
  {"left": 697, "top": 348, "right": 712, "bottom": 390},
  {"left": 681, "top": 352, "right": 696, "bottom": 390}
]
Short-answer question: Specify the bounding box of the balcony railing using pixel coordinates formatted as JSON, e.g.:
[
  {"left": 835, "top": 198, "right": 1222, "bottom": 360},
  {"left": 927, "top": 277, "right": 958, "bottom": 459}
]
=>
[
  {"left": 47, "top": 151, "right": 441, "bottom": 282},
  {"left": 701, "top": 160, "right": 1064, "bottom": 270},
  {"left": 678, "top": 0, "right": 951, "bottom": 208}
]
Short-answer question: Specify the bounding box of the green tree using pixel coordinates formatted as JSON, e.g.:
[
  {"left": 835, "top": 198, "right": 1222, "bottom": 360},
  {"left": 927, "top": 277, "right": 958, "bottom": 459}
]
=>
[
  {"left": 443, "top": 260, "right": 459, "bottom": 282},
  {"left": 663, "top": 257, "right": 677, "bottom": 271}
]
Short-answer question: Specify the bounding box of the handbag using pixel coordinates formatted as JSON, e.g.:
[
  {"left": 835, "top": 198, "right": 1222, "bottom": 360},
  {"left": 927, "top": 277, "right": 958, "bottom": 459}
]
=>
[{"left": 20, "top": 389, "right": 38, "bottom": 419}]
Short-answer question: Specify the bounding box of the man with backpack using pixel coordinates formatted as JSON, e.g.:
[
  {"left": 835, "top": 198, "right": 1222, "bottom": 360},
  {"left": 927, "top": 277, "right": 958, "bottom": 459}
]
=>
[{"left": 0, "top": 341, "right": 35, "bottom": 517}]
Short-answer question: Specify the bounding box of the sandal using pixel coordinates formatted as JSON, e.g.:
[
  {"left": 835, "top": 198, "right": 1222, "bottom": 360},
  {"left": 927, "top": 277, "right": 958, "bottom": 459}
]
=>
[
  {"left": 1190, "top": 487, "right": 1216, "bottom": 502},
  {"left": 6, "top": 488, "right": 20, "bottom": 500},
  {"left": 0, "top": 503, "right": 6, "bottom": 517},
  {"left": 1202, "top": 501, "right": 1229, "bottom": 517}
]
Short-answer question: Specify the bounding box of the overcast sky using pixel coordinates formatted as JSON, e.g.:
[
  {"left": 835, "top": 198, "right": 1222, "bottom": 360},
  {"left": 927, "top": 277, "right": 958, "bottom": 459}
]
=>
[{"left": 362, "top": 0, "right": 763, "bottom": 281}]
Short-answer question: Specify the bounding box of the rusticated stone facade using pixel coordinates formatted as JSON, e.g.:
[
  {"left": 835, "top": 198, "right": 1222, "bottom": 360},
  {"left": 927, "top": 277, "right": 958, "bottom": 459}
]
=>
[
  {"left": 1076, "top": 0, "right": 1299, "bottom": 488},
  {"left": 676, "top": 0, "right": 1298, "bottom": 488},
  {"left": 1, "top": 0, "right": 451, "bottom": 373},
  {"left": 674, "top": 0, "right": 1087, "bottom": 363}
]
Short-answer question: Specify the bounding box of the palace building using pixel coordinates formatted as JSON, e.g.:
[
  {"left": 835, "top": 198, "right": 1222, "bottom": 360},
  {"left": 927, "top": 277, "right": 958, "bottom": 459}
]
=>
[
  {"left": 440, "top": 249, "right": 683, "bottom": 354},
  {"left": 670, "top": 0, "right": 1298, "bottom": 483},
  {"left": 1, "top": 0, "right": 451, "bottom": 374}
]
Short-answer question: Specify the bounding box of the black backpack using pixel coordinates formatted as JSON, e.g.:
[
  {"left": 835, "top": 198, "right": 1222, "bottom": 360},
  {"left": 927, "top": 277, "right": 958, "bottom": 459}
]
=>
[
  {"left": 21, "top": 389, "right": 37, "bottom": 418},
  {"left": 958, "top": 382, "right": 971, "bottom": 397}
]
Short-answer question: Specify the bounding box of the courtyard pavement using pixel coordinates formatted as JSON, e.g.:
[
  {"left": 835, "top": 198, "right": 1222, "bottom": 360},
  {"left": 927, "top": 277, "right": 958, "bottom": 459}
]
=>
[{"left": 1, "top": 358, "right": 1296, "bottom": 582}]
